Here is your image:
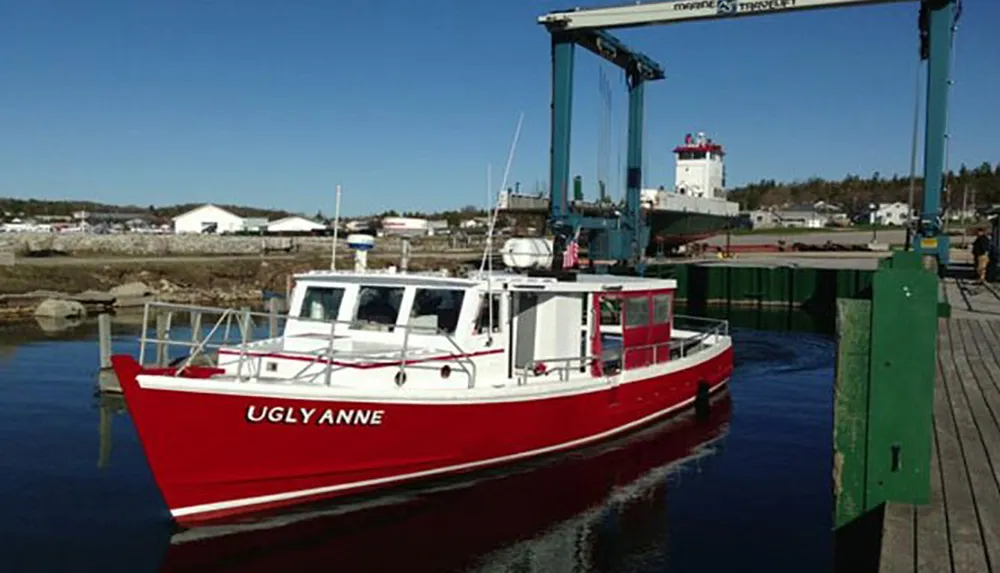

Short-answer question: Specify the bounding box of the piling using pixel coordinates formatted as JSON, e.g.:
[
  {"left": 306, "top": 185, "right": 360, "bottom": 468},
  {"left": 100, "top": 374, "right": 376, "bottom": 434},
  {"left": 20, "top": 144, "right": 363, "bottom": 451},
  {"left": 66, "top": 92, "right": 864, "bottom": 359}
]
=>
[
  {"left": 96, "top": 313, "right": 122, "bottom": 393},
  {"left": 97, "top": 313, "right": 112, "bottom": 370}
]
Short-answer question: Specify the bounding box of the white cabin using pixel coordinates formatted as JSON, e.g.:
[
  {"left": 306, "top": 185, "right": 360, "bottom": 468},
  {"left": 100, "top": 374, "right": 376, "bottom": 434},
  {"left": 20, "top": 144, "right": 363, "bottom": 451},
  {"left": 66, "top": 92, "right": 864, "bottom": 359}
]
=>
[{"left": 168, "top": 268, "right": 729, "bottom": 398}]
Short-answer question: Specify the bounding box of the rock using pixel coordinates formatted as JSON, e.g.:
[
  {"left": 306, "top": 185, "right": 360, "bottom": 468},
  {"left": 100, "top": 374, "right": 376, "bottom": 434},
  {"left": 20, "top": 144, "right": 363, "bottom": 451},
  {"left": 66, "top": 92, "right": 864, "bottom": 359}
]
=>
[
  {"left": 110, "top": 281, "right": 153, "bottom": 298},
  {"left": 110, "top": 281, "right": 154, "bottom": 308},
  {"left": 157, "top": 279, "right": 180, "bottom": 293},
  {"left": 71, "top": 290, "right": 116, "bottom": 304},
  {"left": 114, "top": 295, "right": 153, "bottom": 308},
  {"left": 35, "top": 315, "right": 84, "bottom": 334},
  {"left": 34, "top": 298, "right": 86, "bottom": 319}
]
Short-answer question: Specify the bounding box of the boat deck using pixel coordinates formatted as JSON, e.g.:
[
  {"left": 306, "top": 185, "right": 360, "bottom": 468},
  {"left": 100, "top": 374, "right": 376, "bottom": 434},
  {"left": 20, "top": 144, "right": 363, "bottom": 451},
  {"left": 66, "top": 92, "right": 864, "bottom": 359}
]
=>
[{"left": 879, "top": 278, "right": 1000, "bottom": 572}]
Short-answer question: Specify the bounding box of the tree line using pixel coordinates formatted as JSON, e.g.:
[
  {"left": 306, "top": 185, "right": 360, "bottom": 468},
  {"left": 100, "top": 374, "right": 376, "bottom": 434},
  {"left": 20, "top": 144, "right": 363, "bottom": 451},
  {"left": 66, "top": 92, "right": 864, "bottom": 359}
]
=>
[
  {"left": 729, "top": 161, "right": 1000, "bottom": 216},
  {"left": 0, "top": 199, "right": 295, "bottom": 222},
  {"left": 5, "top": 160, "right": 998, "bottom": 224}
]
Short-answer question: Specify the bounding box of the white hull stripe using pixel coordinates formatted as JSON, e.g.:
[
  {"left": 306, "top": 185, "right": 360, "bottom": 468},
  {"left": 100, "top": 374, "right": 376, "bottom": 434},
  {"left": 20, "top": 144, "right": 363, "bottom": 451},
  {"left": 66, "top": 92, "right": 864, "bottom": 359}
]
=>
[{"left": 171, "top": 378, "right": 729, "bottom": 518}]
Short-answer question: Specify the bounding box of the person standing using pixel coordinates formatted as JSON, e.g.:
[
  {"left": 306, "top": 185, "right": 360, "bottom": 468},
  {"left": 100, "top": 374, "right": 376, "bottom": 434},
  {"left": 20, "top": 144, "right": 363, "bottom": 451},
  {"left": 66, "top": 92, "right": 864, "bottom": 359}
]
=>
[{"left": 972, "top": 228, "right": 991, "bottom": 283}]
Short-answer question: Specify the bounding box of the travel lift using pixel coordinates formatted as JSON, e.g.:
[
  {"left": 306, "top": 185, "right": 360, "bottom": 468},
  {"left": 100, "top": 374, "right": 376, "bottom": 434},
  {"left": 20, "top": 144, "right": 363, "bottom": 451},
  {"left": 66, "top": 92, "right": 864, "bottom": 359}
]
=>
[{"left": 540, "top": 0, "right": 960, "bottom": 275}]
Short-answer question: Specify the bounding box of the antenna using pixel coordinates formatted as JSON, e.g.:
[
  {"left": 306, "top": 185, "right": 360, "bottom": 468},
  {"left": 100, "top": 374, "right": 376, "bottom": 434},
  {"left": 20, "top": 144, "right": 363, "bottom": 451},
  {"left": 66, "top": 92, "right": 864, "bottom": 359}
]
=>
[
  {"left": 479, "top": 111, "right": 525, "bottom": 274},
  {"left": 330, "top": 184, "right": 342, "bottom": 270},
  {"left": 480, "top": 112, "right": 524, "bottom": 340}
]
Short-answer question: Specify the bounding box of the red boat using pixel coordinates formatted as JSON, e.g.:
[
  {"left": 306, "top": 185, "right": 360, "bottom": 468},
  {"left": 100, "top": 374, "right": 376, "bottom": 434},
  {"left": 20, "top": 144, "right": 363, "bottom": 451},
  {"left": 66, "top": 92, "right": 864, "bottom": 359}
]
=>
[
  {"left": 161, "top": 391, "right": 732, "bottom": 572},
  {"left": 112, "top": 266, "right": 733, "bottom": 527}
]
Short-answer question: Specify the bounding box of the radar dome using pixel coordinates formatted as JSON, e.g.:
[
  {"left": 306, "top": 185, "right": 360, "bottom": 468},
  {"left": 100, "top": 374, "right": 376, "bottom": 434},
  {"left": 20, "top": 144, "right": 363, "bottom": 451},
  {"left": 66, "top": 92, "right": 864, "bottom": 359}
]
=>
[{"left": 346, "top": 234, "right": 375, "bottom": 251}]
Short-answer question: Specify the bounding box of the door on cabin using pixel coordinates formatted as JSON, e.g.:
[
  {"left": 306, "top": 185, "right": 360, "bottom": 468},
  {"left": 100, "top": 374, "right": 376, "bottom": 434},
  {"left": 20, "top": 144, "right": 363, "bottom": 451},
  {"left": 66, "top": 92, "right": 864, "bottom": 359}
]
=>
[
  {"left": 622, "top": 291, "right": 652, "bottom": 370},
  {"left": 592, "top": 293, "right": 623, "bottom": 376},
  {"left": 510, "top": 292, "right": 539, "bottom": 376},
  {"left": 650, "top": 290, "right": 673, "bottom": 363}
]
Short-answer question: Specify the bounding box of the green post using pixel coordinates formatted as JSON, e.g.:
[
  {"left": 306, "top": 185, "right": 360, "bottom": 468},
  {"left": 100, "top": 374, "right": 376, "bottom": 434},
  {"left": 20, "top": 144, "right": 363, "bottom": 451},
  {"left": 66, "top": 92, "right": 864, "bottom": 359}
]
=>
[
  {"left": 833, "top": 299, "right": 872, "bottom": 529},
  {"left": 833, "top": 251, "right": 938, "bottom": 528}
]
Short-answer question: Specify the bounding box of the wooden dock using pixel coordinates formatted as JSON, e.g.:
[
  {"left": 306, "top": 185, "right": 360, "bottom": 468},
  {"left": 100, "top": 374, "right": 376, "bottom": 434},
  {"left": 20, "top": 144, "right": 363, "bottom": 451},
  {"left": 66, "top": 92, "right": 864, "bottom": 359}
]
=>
[{"left": 879, "top": 277, "right": 1000, "bottom": 572}]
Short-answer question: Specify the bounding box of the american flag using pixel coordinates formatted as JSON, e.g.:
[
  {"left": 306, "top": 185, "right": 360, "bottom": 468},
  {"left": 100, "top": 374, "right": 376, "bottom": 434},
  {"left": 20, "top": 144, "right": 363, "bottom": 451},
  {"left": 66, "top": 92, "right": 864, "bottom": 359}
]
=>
[{"left": 562, "top": 228, "right": 580, "bottom": 269}]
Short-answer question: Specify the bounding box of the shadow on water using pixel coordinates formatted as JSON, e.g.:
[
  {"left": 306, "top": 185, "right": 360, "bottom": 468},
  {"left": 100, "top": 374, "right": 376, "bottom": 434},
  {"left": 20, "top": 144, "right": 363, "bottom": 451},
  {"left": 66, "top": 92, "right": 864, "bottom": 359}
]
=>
[
  {"left": 677, "top": 302, "right": 836, "bottom": 337},
  {"left": 158, "top": 391, "right": 733, "bottom": 573}
]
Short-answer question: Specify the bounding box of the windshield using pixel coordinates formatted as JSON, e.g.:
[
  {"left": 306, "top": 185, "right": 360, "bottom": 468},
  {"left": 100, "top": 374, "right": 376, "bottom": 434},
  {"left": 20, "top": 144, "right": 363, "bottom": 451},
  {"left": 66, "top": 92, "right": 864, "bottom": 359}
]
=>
[
  {"left": 410, "top": 288, "right": 465, "bottom": 334},
  {"left": 299, "top": 286, "right": 345, "bottom": 321},
  {"left": 352, "top": 286, "right": 404, "bottom": 331}
]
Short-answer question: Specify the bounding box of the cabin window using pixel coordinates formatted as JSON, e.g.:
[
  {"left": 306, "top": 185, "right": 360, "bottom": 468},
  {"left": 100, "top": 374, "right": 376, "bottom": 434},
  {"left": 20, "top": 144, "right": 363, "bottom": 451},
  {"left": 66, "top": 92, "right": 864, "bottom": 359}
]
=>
[
  {"left": 475, "top": 293, "right": 502, "bottom": 334},
  {"left": 299, "top": 287, "right": 345, "bottom": 321},
  {"left": 410, "top": 288, "right": 466, "bottom": 335},
  {"left": 625, "top": 296, "right": 650, "bottom": 327},
  {"left": 652, "top": 294, "right": 671, "bottom": 324},
  {"left": 352, "top": 286, "right": 405, "bottom": 331},
  {"left": 600, "top": 297, "right": 622, "bottom": 325}
]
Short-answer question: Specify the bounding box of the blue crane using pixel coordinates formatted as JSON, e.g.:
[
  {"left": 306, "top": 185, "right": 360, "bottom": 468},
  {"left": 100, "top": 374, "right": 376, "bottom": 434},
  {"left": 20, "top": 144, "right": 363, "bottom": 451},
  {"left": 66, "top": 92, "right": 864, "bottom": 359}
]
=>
[{"left": 539, "top": 0, "right": 960, "bottom": 274}]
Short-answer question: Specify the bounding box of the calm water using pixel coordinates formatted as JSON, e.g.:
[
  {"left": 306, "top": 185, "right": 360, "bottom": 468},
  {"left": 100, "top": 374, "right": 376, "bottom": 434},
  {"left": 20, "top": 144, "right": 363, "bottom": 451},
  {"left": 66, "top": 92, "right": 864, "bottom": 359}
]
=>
[{"left": 0, "top": 316, "right": 835, "bottom": 572}]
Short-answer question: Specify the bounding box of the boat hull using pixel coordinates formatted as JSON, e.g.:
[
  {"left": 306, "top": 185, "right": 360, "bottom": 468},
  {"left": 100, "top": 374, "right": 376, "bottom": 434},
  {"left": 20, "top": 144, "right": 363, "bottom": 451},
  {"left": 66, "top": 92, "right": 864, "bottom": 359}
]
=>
[
  {"left": 112, "top": 345, "right": 732, "bottom": 527},
  {"left": 161, "top": 393, "right": 732, "bottom": 573},
  {"left": 647, "top": 210, "right": 735, "bottom": 250}
]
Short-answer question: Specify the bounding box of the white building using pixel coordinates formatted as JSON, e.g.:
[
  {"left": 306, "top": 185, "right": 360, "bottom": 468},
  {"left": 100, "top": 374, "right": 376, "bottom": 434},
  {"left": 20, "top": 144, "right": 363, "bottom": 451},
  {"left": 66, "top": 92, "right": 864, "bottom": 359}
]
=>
[
  {"left": 241, "top": 217, "right": 269, "bottom": 233},
  {"left": 869, "top": 202, "right": 911, "bottom": 226},
  {"left": 427, "top": 220, "right": 450, "bottom": 236},
  {"left": 172, "top": 204, "right": 245, "bottom": 234},
  {"left": 381, "top": 216, "right": 429, "bottom": 237},
  {"left": 267, "top": 216, "right": 326, "bottom": 233},
  {"left": 674, "top": 132, "right": 726, "bottom": 199}
]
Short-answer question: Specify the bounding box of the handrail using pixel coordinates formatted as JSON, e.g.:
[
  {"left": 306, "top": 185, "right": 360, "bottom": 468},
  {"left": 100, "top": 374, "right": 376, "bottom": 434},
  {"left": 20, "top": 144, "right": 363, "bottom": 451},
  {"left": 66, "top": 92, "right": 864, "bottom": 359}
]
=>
[
  {"left": 136, "top": 301, "right": 479, "bottom": 388},
  {"left": 515, "top": 314, "right": 729, "bottom": 383}
]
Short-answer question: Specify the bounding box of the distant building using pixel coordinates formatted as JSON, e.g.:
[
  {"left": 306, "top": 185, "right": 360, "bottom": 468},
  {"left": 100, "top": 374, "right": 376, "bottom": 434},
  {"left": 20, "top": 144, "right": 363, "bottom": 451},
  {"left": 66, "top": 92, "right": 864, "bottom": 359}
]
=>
[
  {"left": 743, "top": 210, "right": 780, "bottom": 230},
  {"left": 775, "top": 207, "right": 828, "bottom": 229},
  {"left": 242, "top": 217, "right": 269, "bottom": 233},
  {"left": 345, "top": 219, "right": 376, "bottom": 233},
  {"left": 868, "top": 202, "right": 911, "bottom": 226},
  {"left": 173, "top": 204, "right": 244, "bottom": 234},
  {"left": 744, "top": 207, "right": 828, "bottom": 230},
  {"left": 267, "top": 216, "right": 327, "bottom": 233},
  {"left": 381, "top": 217, "right": 430, "bottom": 237},
  {"left": 427, "top": 220, "right": 450, "bottom": 236}
]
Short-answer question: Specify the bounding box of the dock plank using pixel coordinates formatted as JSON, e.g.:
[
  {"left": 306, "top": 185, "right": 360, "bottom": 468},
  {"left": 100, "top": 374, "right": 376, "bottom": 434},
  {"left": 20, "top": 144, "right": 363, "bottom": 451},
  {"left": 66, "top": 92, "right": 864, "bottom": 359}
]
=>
[
  {"left": 933, "top": 320, "right": 987, "bottom": 573},
  {"left": 879, "top": 503, "right": 914, "bottom": 572},
  {"left": 956, "top": 321, "right": 1000, "bottom": 564},
  {"left": 915, "top": 427, "right": 950, "bottom": 573},
  {"left": 878, "top": 316, "right": 1000, "bottom": 573},
  {"left": 944, "top": 320, "right": 1000, "bottom": 570}
]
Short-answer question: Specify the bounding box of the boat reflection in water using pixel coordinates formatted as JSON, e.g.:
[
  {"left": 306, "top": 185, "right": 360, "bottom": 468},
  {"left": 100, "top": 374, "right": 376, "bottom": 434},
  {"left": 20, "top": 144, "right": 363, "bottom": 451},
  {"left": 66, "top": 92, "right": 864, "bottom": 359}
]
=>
[{"left": 160, "top": 391, "right": 732, "bottom": 573}]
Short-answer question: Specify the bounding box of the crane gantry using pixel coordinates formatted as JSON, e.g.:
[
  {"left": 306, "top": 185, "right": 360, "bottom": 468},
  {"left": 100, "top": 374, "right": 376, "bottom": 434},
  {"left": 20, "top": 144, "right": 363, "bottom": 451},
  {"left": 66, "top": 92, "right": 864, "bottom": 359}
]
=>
[{"left": 539, "top": 0, "right": 960, "bottom": 273}]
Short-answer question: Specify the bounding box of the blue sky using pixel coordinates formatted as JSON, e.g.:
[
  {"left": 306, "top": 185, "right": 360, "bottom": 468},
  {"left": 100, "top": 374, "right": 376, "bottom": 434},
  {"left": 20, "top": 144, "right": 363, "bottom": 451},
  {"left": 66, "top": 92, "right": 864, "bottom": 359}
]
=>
[{"left": 0, "top": 0, "right": 996, "bottom": 217}]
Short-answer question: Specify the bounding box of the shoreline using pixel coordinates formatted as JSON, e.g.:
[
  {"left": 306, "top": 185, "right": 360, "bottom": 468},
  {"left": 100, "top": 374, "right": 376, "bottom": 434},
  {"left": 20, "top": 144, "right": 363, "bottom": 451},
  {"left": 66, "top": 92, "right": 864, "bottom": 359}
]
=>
[{"left": 0, "top": 251, "right": 479, "bottom": 325}]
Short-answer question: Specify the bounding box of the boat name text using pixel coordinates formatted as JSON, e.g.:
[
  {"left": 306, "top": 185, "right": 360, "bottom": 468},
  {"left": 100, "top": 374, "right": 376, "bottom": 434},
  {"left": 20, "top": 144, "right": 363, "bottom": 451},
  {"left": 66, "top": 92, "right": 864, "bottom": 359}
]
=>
[{"left": 245, "top": 405, "right": 384, "bottom": 426}]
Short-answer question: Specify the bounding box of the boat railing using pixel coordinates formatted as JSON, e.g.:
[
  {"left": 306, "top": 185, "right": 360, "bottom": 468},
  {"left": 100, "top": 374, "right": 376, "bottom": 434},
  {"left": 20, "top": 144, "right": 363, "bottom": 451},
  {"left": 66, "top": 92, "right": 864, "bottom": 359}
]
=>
[
  {"left": 515, "top": 314, "right": 729, "bottom": 383},
  {"left": 619, "top": 315, "right": 729, "bottom": 368},
  {"left": 514, "top": 355, "right": 601, "bottom": 385},
  {"left": 134, "top": 301, "right": 478, "bottom": 388}
]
